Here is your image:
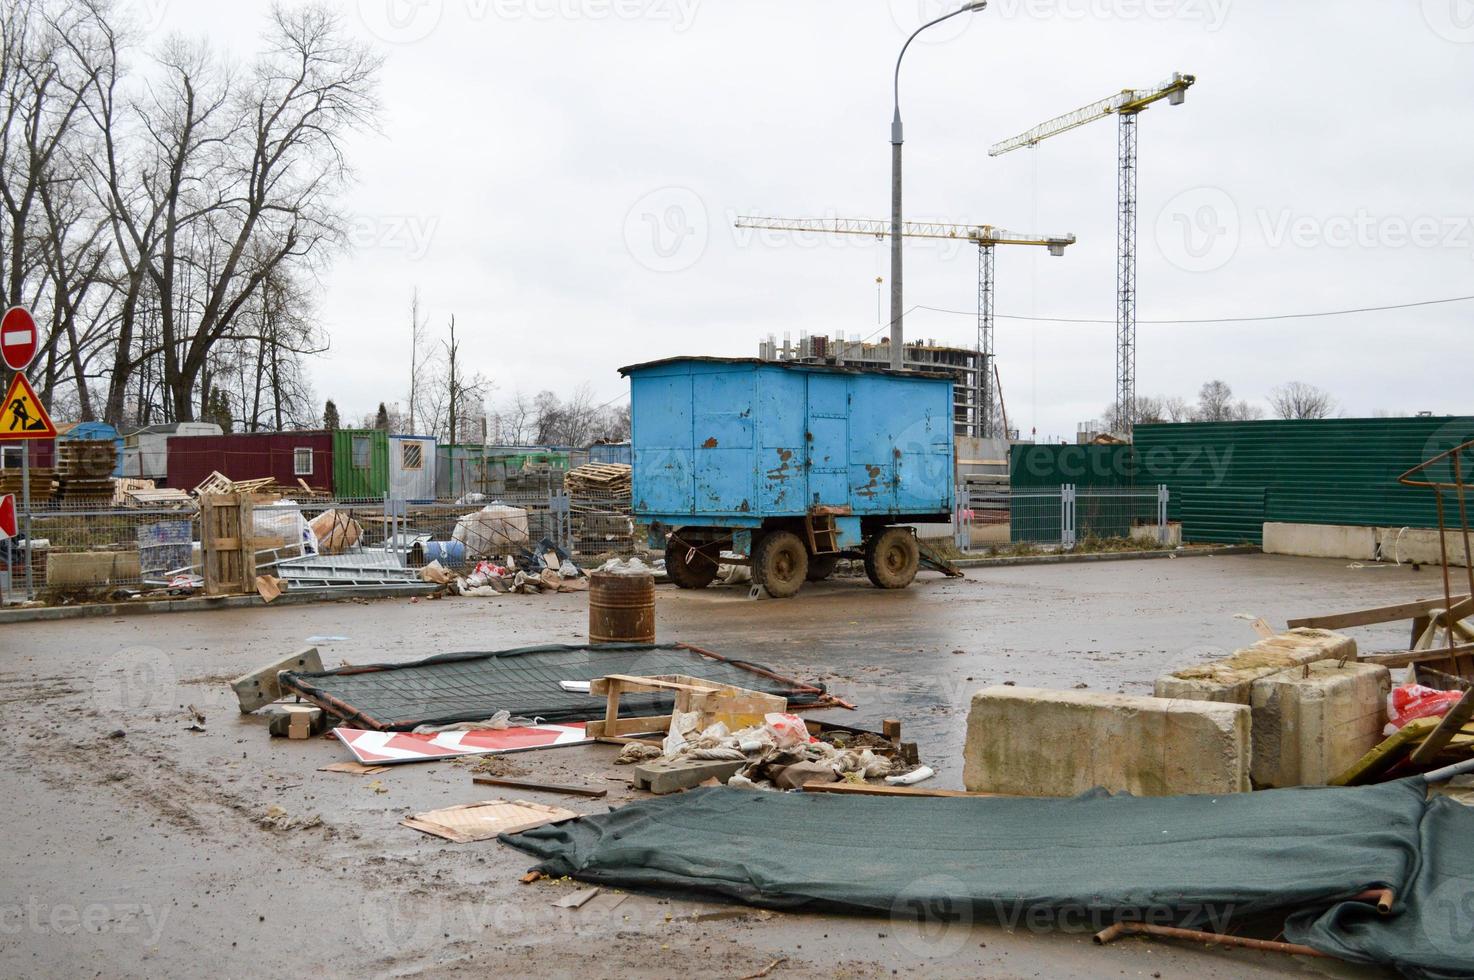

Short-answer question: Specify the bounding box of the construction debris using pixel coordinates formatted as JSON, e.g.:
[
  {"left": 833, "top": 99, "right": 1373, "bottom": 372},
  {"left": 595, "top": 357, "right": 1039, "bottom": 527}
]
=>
[
  {"left": 274, "top": 641, "right": 839, "bottom": 731},
  {"left": 402, "top": 799, "right": 578, "bottom": 843},
  {"left": 333, "top": 723, "right": 590, "bottom": 765}
]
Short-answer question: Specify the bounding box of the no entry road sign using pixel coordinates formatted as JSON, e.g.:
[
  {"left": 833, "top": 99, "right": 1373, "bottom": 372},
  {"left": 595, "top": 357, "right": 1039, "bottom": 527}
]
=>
[{"left": 1, "top": 306, "right": 37, "bottom": 372}]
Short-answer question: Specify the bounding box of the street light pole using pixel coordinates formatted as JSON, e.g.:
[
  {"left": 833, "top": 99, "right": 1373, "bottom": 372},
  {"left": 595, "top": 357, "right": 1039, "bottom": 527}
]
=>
[{"left": 890, "top": 1, "right": 987, "bottom": 370}]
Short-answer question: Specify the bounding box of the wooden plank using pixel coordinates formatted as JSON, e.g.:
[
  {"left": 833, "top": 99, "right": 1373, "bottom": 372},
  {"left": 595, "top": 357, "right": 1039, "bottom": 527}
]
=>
[
  {"left": 585, "top": 715, "right": 669, "bottom": 738},
  {"left": 1287, "top": 594, "right": 1471, "bottom": 631},
  {"left": 1330, "top": 717, "right": 1441, "bottom": 786},
  {"left": 800, "top": 783, "right": 1009, "bottom": 799},
  {"left": 1408, "top": 689, "right": 1474, "bottom": 766},
  {"left": 471, "top": 776, "right": 608, "bottom": 798},
  {"left": 1362, "top": 643, "right": 1474, "bottom": 668}
]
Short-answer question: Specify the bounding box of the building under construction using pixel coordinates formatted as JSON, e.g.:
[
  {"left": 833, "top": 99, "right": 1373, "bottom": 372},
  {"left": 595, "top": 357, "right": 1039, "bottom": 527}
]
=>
[{"left": 758, "top": 333, "right": 1011, "bottom": 440}]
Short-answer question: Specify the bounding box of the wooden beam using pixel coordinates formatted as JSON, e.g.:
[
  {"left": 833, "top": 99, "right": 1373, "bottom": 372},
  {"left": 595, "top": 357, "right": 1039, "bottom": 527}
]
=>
[
  {"left": 1362, "top": 643, "right": 1474, "bottom": 668},
  {"left": 1409, "top": 689, "right": 1474, "bottom": 766},
  {"left": 471, "top": 776, "right": 608, "bottom": 798},
  {"left": 800, "top": 782, "right": 1009, "bottom": 799},
  {"left": 1288, "top": 595, "right": 1470, "bottom": 631}
]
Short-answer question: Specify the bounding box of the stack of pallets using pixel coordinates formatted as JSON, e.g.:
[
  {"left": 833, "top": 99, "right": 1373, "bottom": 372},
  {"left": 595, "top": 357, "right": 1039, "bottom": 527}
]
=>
[
  {"left": 0, "top": 466, "right": 54, "bottom": 499},
  {"left": 54, "top": 440, "right": 116, "bottom": 503},
  {"left": 565, "top": 463, "right": 633, "bottom": 555}
]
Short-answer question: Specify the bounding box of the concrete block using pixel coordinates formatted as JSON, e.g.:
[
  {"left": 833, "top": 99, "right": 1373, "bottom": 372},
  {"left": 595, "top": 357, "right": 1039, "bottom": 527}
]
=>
[
  {"left": 962, "top": 687, "right": 1250, "bottom": 798},
  {"left": 230, "top": 646, "right": 322, "bottom": 713},
  {"left": 631, "top": 757, "right": 746, "bottom": 794},
  {"left": 1263, "top": 522, "right": 1377, "bottom": 561},
  {"left": 1376, "top": 527, "right": 1472, "bottom": 568},
  {"left": 1154, "top": 629, "right": 1357, "bottom": 704},
  {"left": 1249, "top": 662, "right": 1391, "bottom": 788},
  {"left": 46, "top": 551, "right": 142, "bottom": 587}
]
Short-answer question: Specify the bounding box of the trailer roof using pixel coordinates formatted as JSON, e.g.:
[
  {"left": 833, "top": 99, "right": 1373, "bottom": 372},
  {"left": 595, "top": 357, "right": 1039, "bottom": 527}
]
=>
[{"left": 618, "top": 356, "right": 952, "bottom": 381}]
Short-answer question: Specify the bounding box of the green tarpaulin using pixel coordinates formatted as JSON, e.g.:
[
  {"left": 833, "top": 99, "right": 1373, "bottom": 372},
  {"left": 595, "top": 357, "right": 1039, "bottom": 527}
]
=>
[{"left": 503, "top": 780, "right": 1474, "bottom": 978}]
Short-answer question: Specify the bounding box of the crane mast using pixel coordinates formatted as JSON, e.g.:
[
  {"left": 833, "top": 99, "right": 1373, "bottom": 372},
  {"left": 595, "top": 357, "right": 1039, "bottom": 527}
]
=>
[{"left": 990, "top": 72, "right": 1195, "bottom": 435}]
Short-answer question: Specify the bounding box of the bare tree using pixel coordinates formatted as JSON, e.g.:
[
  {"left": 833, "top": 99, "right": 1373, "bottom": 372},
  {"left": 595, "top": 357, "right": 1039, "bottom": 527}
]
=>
[
  {"left": 1268, "top": 381, "right": 1336, "bottom": 420},
  {"left": 1192, "top": 380, "right": 1262, "bottom": 422}
]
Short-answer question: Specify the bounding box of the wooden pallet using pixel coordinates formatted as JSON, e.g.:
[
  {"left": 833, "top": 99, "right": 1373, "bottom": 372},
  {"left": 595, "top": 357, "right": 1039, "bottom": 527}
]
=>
[
  {"left": 586, "top": 673, "right": 786, "bottom": 737},
  {"left": 201, "top": 493, "right": 261, "bottom": 596}
]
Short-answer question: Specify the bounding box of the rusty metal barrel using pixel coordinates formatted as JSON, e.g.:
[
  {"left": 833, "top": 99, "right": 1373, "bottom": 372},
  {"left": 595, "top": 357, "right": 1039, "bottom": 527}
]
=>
[{"left": 588, "top": 570, "right": 656, "bottom": 645}]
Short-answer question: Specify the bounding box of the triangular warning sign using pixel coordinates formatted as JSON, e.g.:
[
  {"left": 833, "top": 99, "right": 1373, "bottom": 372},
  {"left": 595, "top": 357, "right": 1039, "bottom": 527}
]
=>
[{"left": 0, "top": 372, "right": 56, "bottom": 441}]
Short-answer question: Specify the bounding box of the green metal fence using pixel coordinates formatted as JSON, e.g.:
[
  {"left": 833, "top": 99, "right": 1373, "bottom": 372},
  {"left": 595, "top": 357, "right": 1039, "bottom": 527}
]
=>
[{"left": 1012, "top": 417, "right": 1474, "bottom": 545}]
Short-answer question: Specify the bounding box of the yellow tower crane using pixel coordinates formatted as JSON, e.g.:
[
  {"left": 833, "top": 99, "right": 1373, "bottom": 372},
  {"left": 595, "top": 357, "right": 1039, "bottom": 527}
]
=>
[
  {"left": 990, "top": 72, "right": 1195, "bottom": 436},
  {"left": 733, "top": 214, "right": 1075, "bottom": 440}
]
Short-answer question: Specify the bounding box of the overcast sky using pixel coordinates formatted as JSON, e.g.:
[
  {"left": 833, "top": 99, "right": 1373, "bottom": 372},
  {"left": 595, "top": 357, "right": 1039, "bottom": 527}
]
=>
[{"left": 152, "top": 0, "right": 1473, "bottom": 441}]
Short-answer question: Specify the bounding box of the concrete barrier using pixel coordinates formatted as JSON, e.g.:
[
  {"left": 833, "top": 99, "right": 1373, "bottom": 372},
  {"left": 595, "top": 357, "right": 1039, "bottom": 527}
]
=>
[
  {"left": 1262, "top": 521, "right": 1471, "bottom": 568},
  {"left": 1263, "top": 522, "right": 1377, "bottom": 561},
  {"left": 1376, "top": 527, "right": 1472, "bottom": 568},
  {"left": 963, "top": 686, "right": 1250, "bottom": 797},
  {"left": 1249, "top": 662, "right": 1390, "bottom": 788},
  {"left": 1154, "top": 629, "right": 1357, "bottom": 704}
]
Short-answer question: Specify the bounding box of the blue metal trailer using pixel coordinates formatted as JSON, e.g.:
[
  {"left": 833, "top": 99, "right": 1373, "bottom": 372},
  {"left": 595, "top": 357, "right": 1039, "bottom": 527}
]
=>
[{"left": 620, "top": 357, "right": 955, "bottom": 597}]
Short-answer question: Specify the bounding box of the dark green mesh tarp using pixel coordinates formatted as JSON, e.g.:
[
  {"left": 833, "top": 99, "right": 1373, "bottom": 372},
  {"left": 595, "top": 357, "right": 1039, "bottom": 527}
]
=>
[
  {"left": 279, "top": 642, "right": 828, "bottom": 730},
  {"left": 502, "top": 780, "right": 1474, "bottom": 979}
]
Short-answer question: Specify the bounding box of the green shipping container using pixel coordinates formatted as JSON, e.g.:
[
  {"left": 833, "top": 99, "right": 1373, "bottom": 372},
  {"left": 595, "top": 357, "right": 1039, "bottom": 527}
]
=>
[{"left": 332, "top": 428, "right": 390, "bottom": 499}]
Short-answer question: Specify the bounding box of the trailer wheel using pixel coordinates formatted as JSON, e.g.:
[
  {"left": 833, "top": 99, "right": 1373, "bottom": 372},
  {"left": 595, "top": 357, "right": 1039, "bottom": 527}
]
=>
[
  {"left": 665, "top": 537, "right": 720, "bottom": 589},
  {"left": 754, "top": 531, "right": 808, "bottom": 598},
  {"left": 806, "top": 554, "right": 839, "bottom": 582},
  {"left": 864, "top": 527, "right": 919, "bottom": 589}
]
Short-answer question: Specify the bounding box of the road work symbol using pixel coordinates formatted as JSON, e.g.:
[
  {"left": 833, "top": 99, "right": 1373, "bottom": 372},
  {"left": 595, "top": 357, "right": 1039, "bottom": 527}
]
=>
[{"left": 0, "top": 373, "right": 56, "bottom": 440}]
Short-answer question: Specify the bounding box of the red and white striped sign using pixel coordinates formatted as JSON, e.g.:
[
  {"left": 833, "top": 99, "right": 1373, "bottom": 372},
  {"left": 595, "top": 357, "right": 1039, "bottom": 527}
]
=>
[{"left": 333, "top": 723, "right": 589, "bottom": 765}]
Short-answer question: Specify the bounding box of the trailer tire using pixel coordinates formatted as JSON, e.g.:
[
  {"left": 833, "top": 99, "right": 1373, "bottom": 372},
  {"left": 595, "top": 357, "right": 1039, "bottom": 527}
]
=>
[
  {"left": 754, "top": 531, "right": 808, "bottom": 598},
  {"left": 864, "top": 527, "right": 919, "bottom": 589},
  {"left": 806, "top": 554, "right": 839, "bottom": 582},
  {"left": 665, "top": 538, "right": 719, "bottom": 590}
]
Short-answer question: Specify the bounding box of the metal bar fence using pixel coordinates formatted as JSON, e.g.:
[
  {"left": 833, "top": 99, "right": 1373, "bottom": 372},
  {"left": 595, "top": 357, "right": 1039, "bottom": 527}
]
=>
[
  {"left": 1, "top": 488, "right": 647, "bottom": 602},
  {"left": 954, "top": 485, "right": 1170, "bottom": 553}
]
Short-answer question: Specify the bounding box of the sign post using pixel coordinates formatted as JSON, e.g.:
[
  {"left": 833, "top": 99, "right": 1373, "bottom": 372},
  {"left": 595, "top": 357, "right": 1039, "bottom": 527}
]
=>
[
  {"left": 0, "top": 492, "right": 12, "bottom": 604},
  {"left": 1, "top": 309, "right": 49, "bottom": 601}
]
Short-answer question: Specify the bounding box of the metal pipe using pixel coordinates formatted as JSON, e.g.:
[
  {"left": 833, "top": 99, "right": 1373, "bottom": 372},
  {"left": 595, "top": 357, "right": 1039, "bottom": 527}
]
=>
[
  {"left": 1092, "top": 922, "right": 1329, "bottom": 958},
  {"left": 1351, "top": 888, "right": 1395, "bottom": 914},
  {"left": 1423, "top": 756, "right": 1474, "bottom": 784}
]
